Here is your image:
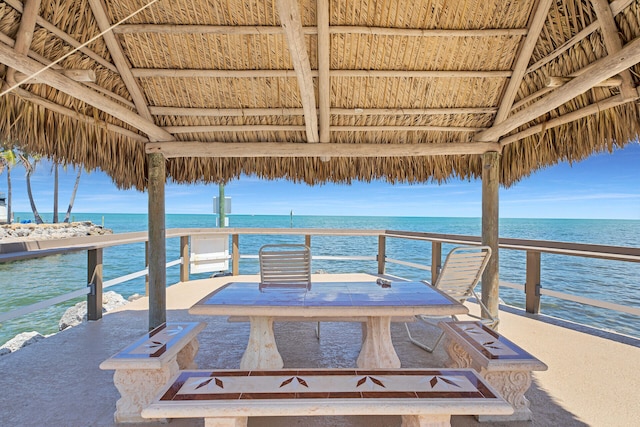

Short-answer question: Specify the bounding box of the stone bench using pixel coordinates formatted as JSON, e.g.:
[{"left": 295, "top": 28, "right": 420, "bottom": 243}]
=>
[
  {"left": 141, "top": 368, "right": 513, "bottom": 426},
  {"left": 100, "top": 321, "right": 206, "bottom": 423},
  {"left": 439, "top": 321, "right": 548, "bottom": 422}
]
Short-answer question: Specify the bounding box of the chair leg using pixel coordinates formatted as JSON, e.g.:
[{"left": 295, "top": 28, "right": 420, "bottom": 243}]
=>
[{"left": 404, "top": 322, "right": 445, "bottom": 353}]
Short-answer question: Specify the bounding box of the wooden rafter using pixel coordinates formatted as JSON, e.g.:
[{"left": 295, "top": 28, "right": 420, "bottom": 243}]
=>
[
  {"left": 88, "top": 0, "right": 153, "bottom": 123},
  {"left": 145, "top": 141, "right": 501, "bottom": 158},
  {"left": 276, "top": 0, "right": 318, "bottom": 143},
  {"left": 526, "top": 0, "right": 633, "bottom": 75},
  {"left": 475, "top": 34, "right": 640, "bottom": 142},
  {"left": 500, "top": 93, "right": 638, "bottom": 146},
  {"left": 0, "top": 40, "right": 173, "bottom": 142},
  {"left": 4, "top": 0, "right": 117, "bottom": 72},
  {"left": 493, "top": 0, "right": 554, "bottom": 126},
  {"left": 590, "top": 0, "right": 636, "bottom": 99},
  {"left": 4, "top": 0, "right": 40, "bottom": 88},
  {"left": 317, "top": 0, "right": 330, "bottom": 143}
]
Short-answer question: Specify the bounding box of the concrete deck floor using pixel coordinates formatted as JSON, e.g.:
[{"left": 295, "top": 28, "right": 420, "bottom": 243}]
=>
[{"left": 1, "top": 273, "right": 639, "bottom": 427}]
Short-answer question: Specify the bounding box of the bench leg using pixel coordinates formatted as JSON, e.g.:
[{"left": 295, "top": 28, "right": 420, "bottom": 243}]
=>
[
  {"left": 204, "top": 417, "right": 248, "bottom": 427},
  {"left": 241, "top": 316, "right": 284, "bottom": 369},
  {"left": 357, "top": 316, "right": 401, "bottom": 369},
  {"left": 476, "top": 369, "right": 534, "bottom": 422},
  {"left": 177, "top": 337, "right": 200, "bottom": 369},
  {"left": 112, "top": 359, "right": 178, "bottom": 423},
  {"left": 401, "top": 414, "right": 451, "bottom": 426},
  {"left": 442, "top": 337, "right": 473, "bottom": 368}
]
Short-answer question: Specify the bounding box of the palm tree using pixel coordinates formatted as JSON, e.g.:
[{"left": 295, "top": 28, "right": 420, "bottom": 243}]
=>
[
  {"left": 0, "top": 143, "right": 17, "bottom": 224},
  {"left": 63, "top": 166, "right": 82, "bottom": 223},
  {"left": 19, "top": 154, "right": 44, "bottom": 224}
]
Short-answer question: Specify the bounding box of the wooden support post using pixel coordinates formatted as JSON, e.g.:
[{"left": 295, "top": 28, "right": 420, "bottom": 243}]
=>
[
  {"left": 180, "top": 236, "right": 189, "bottom": 282},
  {"left": 232, "top": 234, "right": 239, "bottom": 276},
  {"left": 378, "top": 235, "right": 386, "bottom": 274},
  {"left": 431, "top": 241, "right": 442, "bottom": 285},
  {"left": 148, "top": 152, "right": 166, "bottom": 330},
  {"left": 525, "top": 250, "right": 542, "bottom": 314},
  {"left": 87, "top": 248, "right": 103, "bottom": 321},
  {"left": 305, "top": 234, "right": 311, "bottom": 248},
  {"left": 481, "top": 151, "right": 500, "bottom": 324}
]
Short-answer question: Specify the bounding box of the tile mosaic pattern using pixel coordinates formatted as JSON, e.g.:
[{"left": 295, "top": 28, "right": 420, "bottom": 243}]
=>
[
  {"left": 159, "top": 369, "right": 498, "bottom": 401},
  {"left": 113, "top": 322, "right": 200, "bottom": 359},
  {"left": 194, "top": 281, "right": 456, "bottom": 308},
  {"left": 446, "top": 322, "right": 538, "bottom": 361}
]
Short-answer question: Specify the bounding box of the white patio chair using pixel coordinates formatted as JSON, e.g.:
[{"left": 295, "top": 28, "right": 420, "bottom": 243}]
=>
[
  {"left": 405, "top": 245, "right": 497, "bottom": 353},
  {"left": 259, "top": 244, "right": 311, "bottom": 289},
  {"left": 258, "top": 244, "right": 320, "bottom": 338}
]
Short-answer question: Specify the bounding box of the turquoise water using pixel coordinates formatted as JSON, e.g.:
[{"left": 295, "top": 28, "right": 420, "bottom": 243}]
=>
[{"left": 1, "top": 213, "right": 639, "bottom": 345}]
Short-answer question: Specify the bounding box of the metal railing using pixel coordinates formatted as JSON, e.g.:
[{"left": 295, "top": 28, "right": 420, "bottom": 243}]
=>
[{"left": 1, "top": 227, "right": 639, "bottom": 328}]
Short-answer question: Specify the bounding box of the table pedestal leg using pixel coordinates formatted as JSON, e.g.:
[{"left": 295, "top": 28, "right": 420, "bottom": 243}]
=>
[
  {"left": 357, "top": 316, "right": 401, "bottom": 368},
  {"left": 240, "top": 316, "right": 284, "bottom": 369}
]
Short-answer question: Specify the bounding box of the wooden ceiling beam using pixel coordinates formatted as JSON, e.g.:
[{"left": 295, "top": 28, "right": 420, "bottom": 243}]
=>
[
  {"left": 88, "top": 0, "right": 153, "bottom": 123},
  {"left": 276, "top": 0, "right": 318, "bottom": 143},
  {"left": 4, "top": 0, "right": 117, "bottom": 73},
  {"left": 590, "top": 0, "right": 637, "bottom": 99},
  {"left": 148, "top": 106, "right": 497, "bottom": 117},
  {"left": 493, "top": 0, "right": 554, "bottom": 125},
  {"left": 475, "top": 34, "right": 640, "bottom": 142},
  {"left": 0, "top": 40, "right": 173, "bottom": 142},
  {"left": 162, "top": 125, "right": 484, "bottom": 134},
  {"left": 131, "top": 69, "right": 511, "bottom": 78},
  {"left": 526, "top": 0, "right": 632, "bottom": 75},
  {"left": 317, "top": 0, "right": 330, "bottom": 143},
  {"left": 113, "top": 24, "right": 527, "bottom": 38},
  {"left": 146, "top": 141, "right": 500, "bottom": 158},
  {"left": 15, "top": 70, "right": 96, "bottom": 83}
]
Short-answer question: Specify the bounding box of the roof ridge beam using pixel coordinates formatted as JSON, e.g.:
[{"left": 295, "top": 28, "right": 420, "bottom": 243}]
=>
[
  {"left": 475, "top": 34, "right": 640, "bottom": 142},
  {"left": 0, "top": 40, "right": 173, "bottom": 142},
  {"left": 493, "top": 0, "right": 554, "bottom": 125},
  {"left": 146, "top": 141, "right": 501, "bottom": 158},
  {"left": 88, "top": 0, "right": 153, "bottom": 122},
  {"left": 276, "top": 0, "right": 318, "bottom": 143}
]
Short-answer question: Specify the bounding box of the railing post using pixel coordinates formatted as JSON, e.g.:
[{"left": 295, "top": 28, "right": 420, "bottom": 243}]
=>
[
  {"left": 180, "top": 236, "right": 189, "bottom": 282},
  {"left": 144, "top": 241, "right": 149, "bottom": 296},
  {"left": 525, "top": 250, "right": 541, "bottom": 313},
  {"left": 87, "top": 248, "right": 103, "bottom": 321},
  {"left": 431, "top": 241, "right": 442, "bottom": 284},
  {"left": 232, "top": 234, "right": 239, "bottom": 276},
  {"left": 378, "top": 235, "right": 386, "bottom": 274},
  {"left": 305, "top": 234, "right": 311, "bottom": 248}
]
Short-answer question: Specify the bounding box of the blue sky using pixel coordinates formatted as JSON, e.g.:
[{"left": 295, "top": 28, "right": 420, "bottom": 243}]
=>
[{"left": 2, "top": 142, "right": 639, "bottom": 219}]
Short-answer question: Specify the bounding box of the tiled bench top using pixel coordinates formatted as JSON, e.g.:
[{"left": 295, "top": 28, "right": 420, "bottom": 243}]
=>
[
  {"left": 439, "top": 321, "right": 548, "bottom": 371},
  {"left": 100, "top": 321, "right": 206, "bottom": 370},
  {"left": 142, "top": 368, "right": 513, "bottom": 419}
]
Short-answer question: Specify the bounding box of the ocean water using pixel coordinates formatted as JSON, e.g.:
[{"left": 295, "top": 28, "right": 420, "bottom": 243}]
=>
[{"left": 1, "top": 213, "right": 639, "bottom": 345}]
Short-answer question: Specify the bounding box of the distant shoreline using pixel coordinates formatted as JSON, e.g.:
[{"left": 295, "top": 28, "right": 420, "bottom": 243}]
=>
[{"left": 0, "top": 221, "right": 113, "bottom": 243}]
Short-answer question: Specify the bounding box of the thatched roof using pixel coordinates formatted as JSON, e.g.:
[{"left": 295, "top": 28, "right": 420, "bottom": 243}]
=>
[{"left": 0, "top": 0, "right": 639, "bottom": 190}]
